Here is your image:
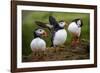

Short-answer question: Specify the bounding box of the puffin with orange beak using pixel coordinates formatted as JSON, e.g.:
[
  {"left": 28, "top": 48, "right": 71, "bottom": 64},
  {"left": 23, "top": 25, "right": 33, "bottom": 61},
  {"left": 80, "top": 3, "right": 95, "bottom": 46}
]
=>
[
  {"left": 68, "top": 18, "right": 83, "bottom": 47},
  {"left": 30, "top": 28, "right": 47, "bottom": 56},
  {"left": 49, "top": 16, "right": 67, "bottom": 47}
]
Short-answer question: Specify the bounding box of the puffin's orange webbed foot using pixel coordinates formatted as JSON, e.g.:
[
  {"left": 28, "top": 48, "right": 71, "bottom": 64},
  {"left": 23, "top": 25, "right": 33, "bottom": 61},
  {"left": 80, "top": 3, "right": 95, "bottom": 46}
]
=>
[
  {"left": 71, "top": 40, "right": 76, "bottom": 47},
  {"left": 71, "top": 39, "right": 80, "bottom": 47},
  {"left": 76, "top": 39, "right": 80, "bottom": 44}
]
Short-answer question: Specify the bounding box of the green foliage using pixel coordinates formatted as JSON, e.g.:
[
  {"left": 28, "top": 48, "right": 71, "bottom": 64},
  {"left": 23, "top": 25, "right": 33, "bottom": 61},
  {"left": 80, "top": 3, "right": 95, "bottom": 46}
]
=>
[{"left": 22, "top": 10, "right": 90, "bottom": 56}]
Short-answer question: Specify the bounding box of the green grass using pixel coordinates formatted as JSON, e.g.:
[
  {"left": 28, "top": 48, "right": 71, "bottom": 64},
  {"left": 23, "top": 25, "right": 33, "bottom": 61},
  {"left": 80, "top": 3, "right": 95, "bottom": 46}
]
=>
[{"left": 22, "top": 10, "right": 90, "bottom": 56}]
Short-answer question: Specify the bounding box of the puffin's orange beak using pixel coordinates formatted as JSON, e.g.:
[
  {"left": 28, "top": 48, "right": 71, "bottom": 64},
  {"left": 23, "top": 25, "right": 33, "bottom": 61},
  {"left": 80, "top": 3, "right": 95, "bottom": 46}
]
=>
[
  {"left": 42, "top": 31, "right": 47, "bottom": 37},
  {"left": 65, "top": 22, "right": 68, "bottom": 27}
]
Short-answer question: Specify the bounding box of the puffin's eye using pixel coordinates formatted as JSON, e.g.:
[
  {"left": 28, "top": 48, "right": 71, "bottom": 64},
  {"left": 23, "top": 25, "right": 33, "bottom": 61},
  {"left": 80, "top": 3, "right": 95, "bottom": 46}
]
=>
[
  {"left": 39, "top": 30, "right": 42, "bottom": 32},
  {"left": 38, "top": 29, "right": 43, "bottom": 32}
]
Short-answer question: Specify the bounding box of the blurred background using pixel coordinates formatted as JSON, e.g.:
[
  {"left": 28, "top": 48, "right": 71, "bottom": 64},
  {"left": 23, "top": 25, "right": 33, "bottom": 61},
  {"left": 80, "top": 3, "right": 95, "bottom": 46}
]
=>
[{"left": 22, "top": 10, "right": 90, "bottom": 60}]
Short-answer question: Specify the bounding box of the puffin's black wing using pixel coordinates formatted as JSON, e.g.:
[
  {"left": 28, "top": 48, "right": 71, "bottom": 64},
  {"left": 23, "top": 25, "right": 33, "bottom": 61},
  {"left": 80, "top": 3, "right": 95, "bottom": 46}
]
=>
[
  {"left": 49, "top": 16, "right": 60, "bottom": 47},
  {"left": 35, "top": 21, "right": 53, "bottom": 31},
  {"left": 49, "top": 16, "right": 59, "bottom": 30},
  {"left": 35, "top": 21, "right": 47, "bottom": 28}
]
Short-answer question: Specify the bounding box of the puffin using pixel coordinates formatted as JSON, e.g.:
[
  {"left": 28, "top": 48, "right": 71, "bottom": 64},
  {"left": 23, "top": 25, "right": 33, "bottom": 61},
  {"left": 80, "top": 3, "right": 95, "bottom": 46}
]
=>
[
  {"left": 68, "top": 18, "right": 83, "bottom": 46},
  {"left": 49, "top": 16, "right": 67, "bottom": 47},
  {"left": 30, "top": 28, "right": 47, "bottom": 56},
  {"left": 35, "top": 16, "right": 67, "bottom": 47}
]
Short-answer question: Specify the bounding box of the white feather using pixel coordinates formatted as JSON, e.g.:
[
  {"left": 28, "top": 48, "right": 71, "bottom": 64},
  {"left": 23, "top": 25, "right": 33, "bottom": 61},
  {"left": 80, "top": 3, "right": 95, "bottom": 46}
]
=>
[
  {"left": 53, "top": 29, "right": 67, "bottom": 46},
  {"left": 30, "top": 38, "right": 46, "bottom": 51},
  {"left": 68, "top": 22, "right": 81, "bottom": 37}
]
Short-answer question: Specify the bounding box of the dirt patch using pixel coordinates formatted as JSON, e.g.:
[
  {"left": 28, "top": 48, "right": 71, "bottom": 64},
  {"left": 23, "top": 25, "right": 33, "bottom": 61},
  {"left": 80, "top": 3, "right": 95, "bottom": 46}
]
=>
[{"left": 22, "top": 39, "right": 90, "bottom": 62}]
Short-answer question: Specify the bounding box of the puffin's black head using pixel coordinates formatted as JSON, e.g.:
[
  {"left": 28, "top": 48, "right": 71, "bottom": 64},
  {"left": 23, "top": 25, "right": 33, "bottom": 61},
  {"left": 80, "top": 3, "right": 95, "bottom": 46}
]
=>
[
  {"left": 72, "top": 19, "right": 83, "bottom": 27},
  {"left": 33, "top": 28, "right": 47, "bottom": 38}
]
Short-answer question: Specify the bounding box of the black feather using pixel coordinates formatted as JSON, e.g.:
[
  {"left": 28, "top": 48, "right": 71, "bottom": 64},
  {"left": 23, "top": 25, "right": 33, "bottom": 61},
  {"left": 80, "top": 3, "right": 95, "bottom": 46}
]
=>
[
  {"left": 35, "top": 21, "right": 47, "bottom": 28},
  {"left": 35, "top": 21, "right": 52, "bottom": 31},
  {"left": 49, "top": 16, "right": 62, "bottom": 31},
  {"left": 49, "top": 16, "right": 59, "bottom": 27}
]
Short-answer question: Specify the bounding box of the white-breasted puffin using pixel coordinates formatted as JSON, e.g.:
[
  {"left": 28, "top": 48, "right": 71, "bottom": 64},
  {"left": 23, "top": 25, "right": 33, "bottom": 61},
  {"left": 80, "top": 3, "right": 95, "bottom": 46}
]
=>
[
  {"left": 30, "top": 28, "right": 47, "bottom": 56},
  {"left": 49, "top": 16, "right": 67, "bottom": 47},
  {"left": 68, "top": 18, "right": 83, "bottom": 46}
]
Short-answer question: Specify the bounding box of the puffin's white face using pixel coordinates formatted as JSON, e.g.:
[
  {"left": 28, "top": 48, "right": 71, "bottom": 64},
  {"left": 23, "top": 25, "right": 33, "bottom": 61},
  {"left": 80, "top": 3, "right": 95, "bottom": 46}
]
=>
[
  {"left": 77, "top": 20, "right": 81, "bottom": 27},
  {"left": 36, "top": 29, "right": 47, "bottom": 36},
  {"left": 59, "top": 22, "right": 66, "bottom": 28}
]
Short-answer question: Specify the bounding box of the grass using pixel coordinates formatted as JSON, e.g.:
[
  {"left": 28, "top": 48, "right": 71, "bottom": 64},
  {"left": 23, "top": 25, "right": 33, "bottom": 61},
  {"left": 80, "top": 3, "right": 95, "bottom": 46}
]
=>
[{"left": 22, "top": 10, "right": 90, "bottom": 61}]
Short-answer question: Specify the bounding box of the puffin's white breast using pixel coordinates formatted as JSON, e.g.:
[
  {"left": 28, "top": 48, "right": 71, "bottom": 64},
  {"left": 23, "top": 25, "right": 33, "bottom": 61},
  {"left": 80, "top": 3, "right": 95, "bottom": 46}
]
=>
[
  {"left": 30, "top": 38, "right": 46, "bottom": 51},
  {"left": 53, "top": 29, "right": 67, "bottom": 46},
  {"left": 68, "top": 22, "right": 81, "bottom": 37}
]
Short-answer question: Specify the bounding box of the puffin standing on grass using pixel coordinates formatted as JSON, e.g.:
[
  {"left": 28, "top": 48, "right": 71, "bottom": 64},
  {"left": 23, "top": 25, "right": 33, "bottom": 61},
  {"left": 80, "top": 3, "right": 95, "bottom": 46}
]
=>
[
  {"left": 68, "top": 18, "right": 83, "bottom": 46},
  {"left": 49, "top": 16, "right": 67, "bottom": 47},
  {"left": 30, "top": 28, "right": 47, "bottom": 56}
]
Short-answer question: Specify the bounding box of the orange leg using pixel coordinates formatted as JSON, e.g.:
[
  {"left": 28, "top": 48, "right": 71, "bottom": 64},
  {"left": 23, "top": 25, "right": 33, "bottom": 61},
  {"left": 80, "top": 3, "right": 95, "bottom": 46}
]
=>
[
  {"left": 71, "top": 37, "right": 76, "bottom": 47},
  {"left": 76, "top": 38, "right": 80, "bottom": 44},
  {"left": 71, "top": 34, "right": 80, "bottom": 47}
]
